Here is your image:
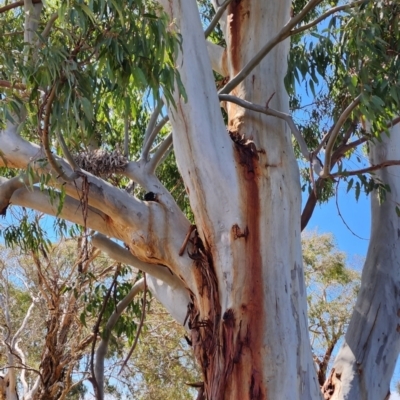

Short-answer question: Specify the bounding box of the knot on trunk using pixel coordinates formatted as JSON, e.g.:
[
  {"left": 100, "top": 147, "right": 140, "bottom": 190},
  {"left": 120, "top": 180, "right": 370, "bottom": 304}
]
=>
[{"left": 228, "top": 130, "right": 258, "bottom": 179}]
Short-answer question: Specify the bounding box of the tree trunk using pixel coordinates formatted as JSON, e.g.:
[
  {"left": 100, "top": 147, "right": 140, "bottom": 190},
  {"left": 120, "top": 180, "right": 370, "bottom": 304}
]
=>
[
  {"left": 160, "top": 1, "right": 321, "bottom": 398},
  {"left": 323, "top": 125, "right": 400, "bottom": 400}
]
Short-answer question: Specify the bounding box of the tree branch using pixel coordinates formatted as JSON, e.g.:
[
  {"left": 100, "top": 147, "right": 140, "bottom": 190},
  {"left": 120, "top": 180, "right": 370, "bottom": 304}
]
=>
[
  {"left": 219, "top": 94, "right": 311, "bottom": 159},
  {"left": 95, "top": 278, "right": 144, "bottom": 400},
  {"left": 141, "top": 115, "right": 169, "bottom": 161},
  {"left": 322, "top": 95, "right": 361, "bottom": 177},
  {"left": 141, "top": 101, "right": 163, "bottom": 160},
  {"left": 14, "top": 341, "right": 28, "bottom": 395},
  {"left": 39, "top": 12, "right": 58, "bottom": 40},
  {"left": 219, "top": 0, "right": 324, "bottom": 94},
  {"left": 331, "top": 160, "right": 400, "bottom": 179},
  {"left": 0, "top": 0, "right": 41, "bottom": 14},
  {"left": 9, "top": 187, "right": 118, "bottom": 238},
  {"left": 91, "top": 233, "right": 184, "bottom": 289},
  {"left": 204, "top": 0, "right": 234, "bottom": 38},
  {"left": 11, "top": 299, "right": 37, "bottom": 348},
  {"left": 40, "top": 85, "right": 79, "bottom": 182},
  {"left": 148, "top": 133, "right": 173, "bottom": 173},
  {"left": 0, "top": 80, "right": 26, "bottom": 91},
  {"left": 118, "top": 274, "right": 147, "bottom": 375},
  {"left": 290, "top": 0, "right": 367, "bottom": 37},
  {"left": 0, "top": 174, "right": 38, "bottom": 215}
]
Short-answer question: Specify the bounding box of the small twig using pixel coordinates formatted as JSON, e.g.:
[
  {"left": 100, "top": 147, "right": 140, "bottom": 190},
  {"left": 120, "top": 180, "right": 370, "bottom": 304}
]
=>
[
  {"left": 331, "top": 160, "right": 400, "bottom": 179},
  {"left": 335, "top": 180, "right": 368, "bottom": 240},
  {"left": 204, "top": 0, "right": 234, "bottom": 38},
  {"left": 265, "top": 92, "right": 276, "bottom": 108},
  {"left": 118, "top": 273, "right": 147, "bottom": 375}
]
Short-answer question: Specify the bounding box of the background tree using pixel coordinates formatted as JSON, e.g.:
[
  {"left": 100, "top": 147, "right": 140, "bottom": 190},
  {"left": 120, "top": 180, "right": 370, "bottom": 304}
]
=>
[
  {"left": 302, "top": 232, "right": 360, "bottom": 386},
  {"left": 0, "top": 0, "right": 399, "bottom": 399}
]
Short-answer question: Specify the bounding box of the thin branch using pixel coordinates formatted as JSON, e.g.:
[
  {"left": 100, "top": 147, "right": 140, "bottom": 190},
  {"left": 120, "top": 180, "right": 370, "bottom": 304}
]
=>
[
  {"left": 148, "top": 133, "right": 173, "bottom": 173},
  {"left": 331, "top": 160, "right": 400, "bottom": 178},
  {"left": 55, "top": 129, "right": 80, "bottom": 171},
  {"left": 11, "top": 300, "right": 37, "bottom": 347},
  {"left": 219, "top": 94, "right": 311, "bottom": 158},
  {"left": 119, "top": 274, "right": 147, "bottom": 375},
  {"left": 89, "top": 269, "right": 120, "bottom": 399},
  {"left": 335, "top": 180, "right": 368, "bottom": 240},
  {"left": 322, "top": 95, "right": 361, "bottom": 177},
  {"left": 124, "top": 105, "right": 130, "bottom": 158},
  {"left": 290, "top": 0, "right": 367, "bottom": 36},
  {"left": 94, "top": 278, "right": 144, "bottom": 400},
  {"left": 204, "top": 0, "right": 234, "bottom": 38},
  {"left": 141, "top": 115, "right": 170, "bottom": 161},
  {"left": 91, "top": 233, "right": 178, "bottom": 287},
  {"left": 40, "top": 12, "right": 58, "bottom": 40},
  {"left": 301, "top": 116, "right": 400, "bottom": 231},
  {"left": 14, "top": 340, "right": 28, "bottom": 394},
  {"left": 0, "top": 0, "right": 41, "bottom": 14},
  {"left": 141, "top": 101, "right": 163, "bottom": 160},
  {"left": 0, "top": 80, "right": 26, "bottom": 91},
  {"left": 219, "top": 0, "right": 324, "bottom": 94},
  {"left": 40, "top": 85, "right": 79, "bottom": 182}
]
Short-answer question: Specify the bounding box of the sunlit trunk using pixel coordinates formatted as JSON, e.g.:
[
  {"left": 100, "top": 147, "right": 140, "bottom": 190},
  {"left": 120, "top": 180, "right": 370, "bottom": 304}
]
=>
[{"left": 162, "top": 1, "right": 321, "bottom": 398}]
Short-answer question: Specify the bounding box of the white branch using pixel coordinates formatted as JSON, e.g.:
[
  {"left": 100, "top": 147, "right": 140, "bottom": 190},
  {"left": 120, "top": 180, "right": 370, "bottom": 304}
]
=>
[
  {"left": 92, "top": 234, "right": 190, "bottom": 323},
  {"left": 141, "top": 115, "right": 170, "bottom": 161},
  {"left": 219, "top": 94, "right": 311, "bottom": 159},
  {"left": 11, "top": 300, "right": 36, "bottom": 348},
  {"left": 204, "top": 0, "right": 234, "bottom": 37},
  {"left": 141, "top": 101, "right": 164, "bottom": 160},
  {"left": 322, "top": 94, "right": 361, "bottom": 177},
  {"left": 14, "top": 340, "right": 28, "bottom": 394},
  {"left": 94, "top": 278, "right": 144, "bottom": 400},
  {"left": 9, "top": 187, "right": 119, "bottom": 239},
  {"left": 91, "top": 234, "right": 184, "bottom": 289},
  {"left": 0, "top": 123, "right": 149, "bottom": 229},
  {"left": 148, "top": 133, "right": 173, "bottom": 173}
]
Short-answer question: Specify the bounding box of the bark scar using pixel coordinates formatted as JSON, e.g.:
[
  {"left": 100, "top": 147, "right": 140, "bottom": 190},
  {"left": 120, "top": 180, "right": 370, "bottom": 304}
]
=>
[{"left": 232, "top": 224, "right": 249, "bottom": 239}]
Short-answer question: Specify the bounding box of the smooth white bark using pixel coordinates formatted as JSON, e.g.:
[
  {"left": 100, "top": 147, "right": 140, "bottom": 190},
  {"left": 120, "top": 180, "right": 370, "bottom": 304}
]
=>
[{"left": 327, "top": 125, "right": 400, "bottom": 400}]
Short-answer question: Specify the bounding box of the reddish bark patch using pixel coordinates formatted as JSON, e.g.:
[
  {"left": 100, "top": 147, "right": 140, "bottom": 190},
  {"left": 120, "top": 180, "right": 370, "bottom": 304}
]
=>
[
  {"left": 228, "top": 0, "right": 250, "bottom": 75},
  {"left": 224, "top": 129, "right": 265, "bottom": 399},
  {"left": 232, "top": 224, "right": 249, "bottom": 239},
  {"left": 228, "top": 130, "right": 258, "bottom": 179}
]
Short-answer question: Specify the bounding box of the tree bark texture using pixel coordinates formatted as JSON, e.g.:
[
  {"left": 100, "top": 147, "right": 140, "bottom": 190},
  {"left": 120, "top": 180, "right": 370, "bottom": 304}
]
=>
[
  {"left": 159, "top": 1, "right": 321, "bottom": 398},
  {"left": 0, "top": 1, "right": 325, "bottom": 399},
  {"left": 324, "top": 125, "right": 400, "bottom": 400}
]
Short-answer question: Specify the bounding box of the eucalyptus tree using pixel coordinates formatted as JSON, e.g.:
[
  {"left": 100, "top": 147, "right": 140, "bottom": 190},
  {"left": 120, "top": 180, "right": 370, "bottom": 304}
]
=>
[{"left": 0, "top": 0, "right": 400, "bottom": 399}]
